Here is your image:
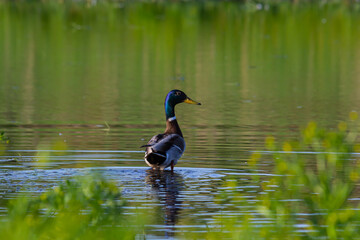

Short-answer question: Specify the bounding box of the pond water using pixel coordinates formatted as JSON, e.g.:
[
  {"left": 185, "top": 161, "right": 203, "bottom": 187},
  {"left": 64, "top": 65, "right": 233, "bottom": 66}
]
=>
[{"left": 1, "top": 2, "right": 360, "bottom": 238}]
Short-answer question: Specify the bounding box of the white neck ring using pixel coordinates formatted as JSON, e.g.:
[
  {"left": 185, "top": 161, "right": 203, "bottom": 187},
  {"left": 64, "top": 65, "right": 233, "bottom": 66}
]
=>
[{"left": 168, "top": 116, "right": 176, "bottom": 122}]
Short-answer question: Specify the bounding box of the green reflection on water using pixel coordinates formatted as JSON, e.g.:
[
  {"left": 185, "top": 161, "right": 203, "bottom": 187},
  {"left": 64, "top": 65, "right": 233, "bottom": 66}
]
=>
[
  {"left": 0, "top": 1, "right": 360, "bottom": 162},
  {"left": 1, "top": 2, "right": 360, "bottom": 126}
]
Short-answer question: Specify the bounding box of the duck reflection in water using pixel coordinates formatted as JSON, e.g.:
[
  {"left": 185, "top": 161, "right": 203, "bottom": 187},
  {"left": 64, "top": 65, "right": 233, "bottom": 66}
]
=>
[{"left": 145, "top": 169, "right": 184, "bottom": 236}]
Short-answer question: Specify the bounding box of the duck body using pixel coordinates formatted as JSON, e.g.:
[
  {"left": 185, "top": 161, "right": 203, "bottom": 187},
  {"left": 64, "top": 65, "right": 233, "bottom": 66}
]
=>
[
  {"left": 141, "top": 90, "right": 201, "bottom": 171},
  {"left": 143, "top": 133, "right": 185, "bottom": 170}
]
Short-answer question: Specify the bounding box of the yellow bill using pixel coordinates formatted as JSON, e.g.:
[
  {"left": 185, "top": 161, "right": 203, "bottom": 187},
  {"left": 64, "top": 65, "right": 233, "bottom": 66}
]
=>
[{"left": 184, "top": 97, "right": 201, "bottom": 105}]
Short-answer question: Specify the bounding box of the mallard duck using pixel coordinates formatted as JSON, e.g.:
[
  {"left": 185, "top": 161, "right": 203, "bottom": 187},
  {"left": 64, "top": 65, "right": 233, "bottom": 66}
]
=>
[{"left": 141, "top": 90, "right": 201, "bottom": 171}]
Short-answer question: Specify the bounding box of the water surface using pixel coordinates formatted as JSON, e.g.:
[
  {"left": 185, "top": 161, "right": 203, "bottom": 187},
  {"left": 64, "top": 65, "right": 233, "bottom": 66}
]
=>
[{"left": 1, "top": 2, "right": 360, "bottom": 237}]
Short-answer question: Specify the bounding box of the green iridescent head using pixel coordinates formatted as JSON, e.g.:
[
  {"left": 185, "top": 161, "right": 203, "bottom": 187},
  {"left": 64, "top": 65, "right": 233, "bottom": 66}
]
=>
[{"left": 164, "top": 89, "right": 201, "bottom": 120}]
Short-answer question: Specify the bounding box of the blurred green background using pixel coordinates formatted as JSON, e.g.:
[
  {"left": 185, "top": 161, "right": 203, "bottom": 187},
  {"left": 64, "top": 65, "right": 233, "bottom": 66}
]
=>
[{"left": 1, "top": 0, "right": 360, "bottom": 155}]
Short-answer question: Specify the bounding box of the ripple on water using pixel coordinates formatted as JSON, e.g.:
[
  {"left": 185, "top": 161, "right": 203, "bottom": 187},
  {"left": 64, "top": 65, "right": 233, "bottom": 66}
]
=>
[{"left": 0, "top": 166, "right": 265, "bottom": 236}]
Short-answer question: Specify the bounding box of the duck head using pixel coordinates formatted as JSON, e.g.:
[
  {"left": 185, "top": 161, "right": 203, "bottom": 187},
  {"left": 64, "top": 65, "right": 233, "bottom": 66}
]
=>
[{"left": 165, "top": 89, "right": 201, "bottom": 119}]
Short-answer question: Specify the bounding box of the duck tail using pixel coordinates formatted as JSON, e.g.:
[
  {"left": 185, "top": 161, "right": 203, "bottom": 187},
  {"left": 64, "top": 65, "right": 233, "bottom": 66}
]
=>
[{"left": 140, "top": 144, "right": 152, "bottom": 148}]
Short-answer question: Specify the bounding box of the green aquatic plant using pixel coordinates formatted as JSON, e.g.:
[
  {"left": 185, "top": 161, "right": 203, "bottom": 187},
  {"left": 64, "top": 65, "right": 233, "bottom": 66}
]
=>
[
  {"left": 0, "top": 132, "right": 10, "bottom": 156},
  {"left": 263, "top": 114, "right": 360, "bottom": 239},
  {"left": 0, "top": 175, "right": 145, "bottom": 240},
  {"left": 35, "top": 138, "right": 69, "bottom": 166},
  {"left": 205, "top": 114, "right": 360, "bottom": 240},
  {"left": 0, "top": 131, "right": 9, "bottom": 143}
]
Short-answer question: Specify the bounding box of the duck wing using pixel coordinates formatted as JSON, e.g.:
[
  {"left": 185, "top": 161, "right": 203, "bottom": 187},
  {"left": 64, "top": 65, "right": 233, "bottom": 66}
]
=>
[
  {"left": 141, "top": 134, "right": 185, "bottom": 153},
  {"left": 152, "top": 134, "right": 185, "bottom": 153},
  {"left": 140, "top": 134, "right": 166, "bottom": 148}
]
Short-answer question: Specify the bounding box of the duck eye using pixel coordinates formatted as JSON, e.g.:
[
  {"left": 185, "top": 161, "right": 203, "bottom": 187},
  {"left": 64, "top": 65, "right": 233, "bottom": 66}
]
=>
[{"left": 175, "top": 91, "right": 181, "bottom": 96}]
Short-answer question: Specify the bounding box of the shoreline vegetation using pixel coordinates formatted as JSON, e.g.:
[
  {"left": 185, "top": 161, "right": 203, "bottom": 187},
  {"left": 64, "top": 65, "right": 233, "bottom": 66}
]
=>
[{"left": 2, "top": 0, "right": 360, "bottom": 11}]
